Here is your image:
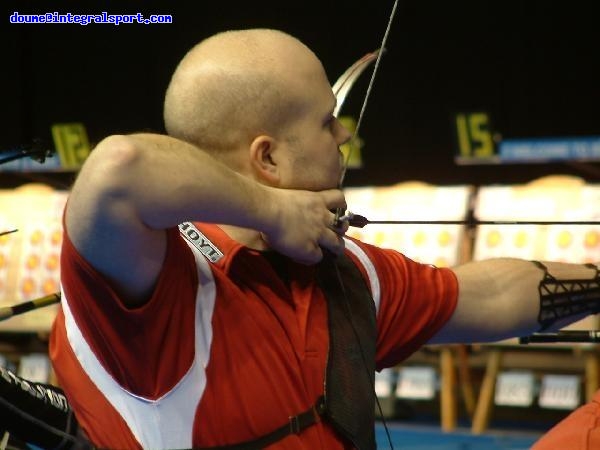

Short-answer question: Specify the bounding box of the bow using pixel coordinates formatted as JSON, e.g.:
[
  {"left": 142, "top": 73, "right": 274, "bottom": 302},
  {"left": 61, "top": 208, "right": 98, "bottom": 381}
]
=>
[{"left": 333, "top": 1, "right": 400, "bottom": 233}]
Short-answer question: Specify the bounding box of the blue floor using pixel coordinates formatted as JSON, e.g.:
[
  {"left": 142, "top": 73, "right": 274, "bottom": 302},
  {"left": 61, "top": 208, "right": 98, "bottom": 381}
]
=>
[{"left": 375, "top": 423, "right": 541, "bottom": 449}]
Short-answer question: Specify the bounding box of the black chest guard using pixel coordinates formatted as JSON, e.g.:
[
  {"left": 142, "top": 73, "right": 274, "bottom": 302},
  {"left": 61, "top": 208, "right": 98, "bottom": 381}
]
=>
[{"left": 316, "top": 252, "right": 377, "bottom": 450}]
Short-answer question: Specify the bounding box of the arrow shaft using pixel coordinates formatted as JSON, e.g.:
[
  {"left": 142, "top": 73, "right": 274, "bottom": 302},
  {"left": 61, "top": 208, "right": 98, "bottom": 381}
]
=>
[
  {"left": 0, "top": 293, "right": 61, "bottom": 321},
  {"left": 358, "top": 220, "right": 600, "bottom": 226}
]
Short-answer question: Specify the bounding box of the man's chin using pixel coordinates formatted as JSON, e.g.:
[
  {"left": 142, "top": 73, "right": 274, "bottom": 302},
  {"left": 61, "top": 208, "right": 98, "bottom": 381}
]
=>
[{"left": 290, "top": 179, "right": 339, "bottom": 192}]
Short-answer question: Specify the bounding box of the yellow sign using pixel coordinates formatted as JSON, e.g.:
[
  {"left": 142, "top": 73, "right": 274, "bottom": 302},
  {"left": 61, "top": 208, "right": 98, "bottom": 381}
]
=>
[
  {"left": 338, "top": 116, "right": 363, "bottom": 169},
  {"left": 51, "top": 123, "right": 91, "bottom": 170},
  {"left": 455, "top": 112, "right": 496, "bottom": 161}
]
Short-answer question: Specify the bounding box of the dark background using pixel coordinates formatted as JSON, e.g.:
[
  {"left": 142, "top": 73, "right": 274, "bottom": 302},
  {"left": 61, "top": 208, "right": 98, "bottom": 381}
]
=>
[{"left": 2, "top": 0, "right": 599, "bottom": 188}]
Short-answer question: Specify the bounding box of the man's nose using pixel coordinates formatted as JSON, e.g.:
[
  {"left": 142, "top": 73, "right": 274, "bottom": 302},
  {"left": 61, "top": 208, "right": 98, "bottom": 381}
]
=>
[{"left": 335, "top": 119, "right": 352, "bottom": 145}]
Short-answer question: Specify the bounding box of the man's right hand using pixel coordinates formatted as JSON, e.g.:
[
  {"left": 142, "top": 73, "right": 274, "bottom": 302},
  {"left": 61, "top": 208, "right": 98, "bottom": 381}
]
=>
[{"left": 260, "top": 188, "right": 347, "bottom": 265}]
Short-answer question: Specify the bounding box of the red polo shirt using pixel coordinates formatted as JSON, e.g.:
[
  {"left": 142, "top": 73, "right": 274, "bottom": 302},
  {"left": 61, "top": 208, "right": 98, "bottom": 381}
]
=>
[{"left": 50, "top": 223, "right": 458, "bottom": 449}]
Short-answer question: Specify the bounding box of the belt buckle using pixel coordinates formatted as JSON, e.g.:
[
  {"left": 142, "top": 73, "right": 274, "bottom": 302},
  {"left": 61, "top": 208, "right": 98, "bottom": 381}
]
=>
[{"left": 289, "top": 415, "right": 301, "bottom": 434}]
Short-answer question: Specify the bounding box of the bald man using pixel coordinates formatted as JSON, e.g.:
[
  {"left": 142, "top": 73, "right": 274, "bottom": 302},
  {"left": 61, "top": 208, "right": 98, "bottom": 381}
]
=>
[{"left": 49, "top": 29, "right": 600, "bottom": 449}]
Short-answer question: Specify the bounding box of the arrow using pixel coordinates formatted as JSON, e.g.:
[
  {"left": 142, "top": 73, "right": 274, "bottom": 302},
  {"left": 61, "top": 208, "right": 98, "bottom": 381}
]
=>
[
  {"left": 0, "top": 293, "right": 61, "bottom": 322},
  {"left": 342, "top": 212, "right": 600, "bottom": 228}
]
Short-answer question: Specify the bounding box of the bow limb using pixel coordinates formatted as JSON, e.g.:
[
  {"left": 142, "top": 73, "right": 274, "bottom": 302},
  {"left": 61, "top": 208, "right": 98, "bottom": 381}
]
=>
[{"left": 332, "top": 50, "right": 380, "bottom": 117}]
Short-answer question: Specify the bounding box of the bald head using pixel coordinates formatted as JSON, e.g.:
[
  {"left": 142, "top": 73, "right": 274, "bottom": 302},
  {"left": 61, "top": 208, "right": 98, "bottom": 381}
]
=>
[{"left": 164, "top": 29, "right": 327, "bottom": 156}]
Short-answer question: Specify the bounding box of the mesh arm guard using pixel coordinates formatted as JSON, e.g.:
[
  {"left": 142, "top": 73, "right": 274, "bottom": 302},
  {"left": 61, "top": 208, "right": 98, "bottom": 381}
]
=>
[{"left": 534, "top": 261, "right": 600, "bottom": 331}]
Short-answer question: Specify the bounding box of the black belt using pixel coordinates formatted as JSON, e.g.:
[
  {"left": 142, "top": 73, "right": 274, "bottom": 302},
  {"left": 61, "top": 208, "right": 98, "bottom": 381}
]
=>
[{"left": 194, "top": 396, "right": 326, "bottom": 450}]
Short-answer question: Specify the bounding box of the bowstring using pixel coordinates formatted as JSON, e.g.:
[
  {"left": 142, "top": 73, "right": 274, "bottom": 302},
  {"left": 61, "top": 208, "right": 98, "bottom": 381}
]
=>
[
  {"left": 335, "top": 2, "right": 400, "bottom": 449},
  {"left": 338, "top": 0, "right": 400, "bottom": 188}
]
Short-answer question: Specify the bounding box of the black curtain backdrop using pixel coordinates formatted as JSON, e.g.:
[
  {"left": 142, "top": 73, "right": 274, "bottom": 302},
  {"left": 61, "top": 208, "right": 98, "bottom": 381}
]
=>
[{"left": 2, "top": 0, "right": 599, "bottom": 187}]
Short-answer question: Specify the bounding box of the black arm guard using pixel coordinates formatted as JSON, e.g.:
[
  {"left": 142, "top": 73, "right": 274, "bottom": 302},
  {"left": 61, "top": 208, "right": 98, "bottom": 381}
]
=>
[{"left": 534, "top": 261, "right": 600, "bottom": 331}]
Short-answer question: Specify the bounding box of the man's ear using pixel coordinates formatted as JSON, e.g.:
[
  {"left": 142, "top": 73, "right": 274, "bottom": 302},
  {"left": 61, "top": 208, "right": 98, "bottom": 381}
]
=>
[{"left": 249, "top": 135, "right": 280, "bottom": 185}]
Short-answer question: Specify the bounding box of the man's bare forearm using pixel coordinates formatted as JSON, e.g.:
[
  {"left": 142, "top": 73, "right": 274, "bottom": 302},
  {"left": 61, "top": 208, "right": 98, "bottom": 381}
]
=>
[
  {"left": 432, "top": 258, "right": 598, "bottom": 344},
  {"left": 77, "top": 133, "right": 276, "bottom": 232},
  {"left": 67, "top": 133, "right": 345, "bottom": 283}
]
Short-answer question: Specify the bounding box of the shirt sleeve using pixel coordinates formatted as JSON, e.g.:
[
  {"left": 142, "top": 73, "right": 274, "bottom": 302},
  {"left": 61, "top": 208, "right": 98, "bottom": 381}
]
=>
[
  {"left": 348, "top": 240, "right": 459, "bottom": 370},
  {"left": 59, "top": 226, "right": 199, "bottom": 398}
]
